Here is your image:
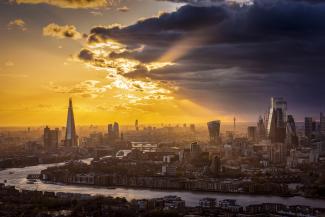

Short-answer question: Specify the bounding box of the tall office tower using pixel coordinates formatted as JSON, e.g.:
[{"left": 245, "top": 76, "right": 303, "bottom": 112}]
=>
[
  {"left": 286, "top": 115, "right": 298, "bottom": 147},
  {"left": 267, "top": 97, "right": 287, "bottom": 143},
  {"left": 207, "top": 120, "right": 221, "bottom": 144},
  {"left": 135, "top": 120, "right": 139, "bottom": 131},
  {"left": 64, "top": 98, "right": 78, "bottom": 147},
  {"left": 257, "top": 116, "right": 266, "bottom": 140},
  {"left": 107, "top": 124, "right": 113, "bottom": 136},
  {"left": 233, "top": 117, "right": 236, "bottom": 135},
  {"left": 44, "top": 126, "right": 59, "bottom": 150},
  {"left": 320, "top": 113, "right": 325, "bottom": 135},
  {"left": 305, "top": 117, "right": 313, "bottom": 139},
  {"left": 135, "top": 119, "right": 139, "bottom": 131},
  {"left": 247, "top": 126, "right": 257, "bottom": 142},
  {"left": 113, "top": 122, "right": 119, "bottom": 138}
]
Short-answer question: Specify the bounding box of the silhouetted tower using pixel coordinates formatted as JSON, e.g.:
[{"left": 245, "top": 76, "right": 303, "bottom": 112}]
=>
[
  {"left": 64, "top": 98, "right": 78, "bottom": 147},
  {"left": 135, "top": 119, "right": 139, "bottom": 131},
  {"left": 233, "top": 117, "right": 236, "bottom": 135}
]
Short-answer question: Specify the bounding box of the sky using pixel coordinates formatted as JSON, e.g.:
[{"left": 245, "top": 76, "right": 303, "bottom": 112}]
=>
[{"left": 1, "top": 0, "right": 325, "bottom": 126}]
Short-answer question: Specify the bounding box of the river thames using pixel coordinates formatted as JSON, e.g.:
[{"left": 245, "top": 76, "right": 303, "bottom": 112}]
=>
[{"left": 1, "top": 161, "right": 324, "bottom": 208}]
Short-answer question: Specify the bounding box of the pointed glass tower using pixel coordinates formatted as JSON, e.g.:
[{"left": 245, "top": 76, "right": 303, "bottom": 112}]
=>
[{"left": 64, "top": 98, "right": 77, "bottom": 147}]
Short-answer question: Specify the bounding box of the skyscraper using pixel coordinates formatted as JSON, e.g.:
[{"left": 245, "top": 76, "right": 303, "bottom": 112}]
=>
[
  {"left": 320, "top": 113, "right": 325, "bottom": 135},
  {"left": 257, "top": 116, "right": 266, "bottom": 141},
  {"left": 247, "top": 126, "right": 257, "bottom": 142},
  {"left": 267, "top": 97, "right": 287, "bottom": 143},
  {"left": 108, "top": 122, "right": 119, "bottom": 140},
  {"left": 135, "top": 119, "right": 139, "bottom": 131},
  {"left": 64, "top": 98, "right": 78, "bottom": 147},
  {"left": 286, "top": 115, "right": 298, "bottom": 147},
  {"left": 113, "top": 122, "right": 119, "bottom": 139},
  {"left": 305, "top": 117, "right": 313, "bottom": 139},
  {"left": 207, "top": 120, "right": 221, "bottom": 144}
]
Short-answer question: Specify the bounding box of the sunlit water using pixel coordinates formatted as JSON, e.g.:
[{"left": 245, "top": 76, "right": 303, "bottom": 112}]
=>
[{"left": 0, "top": 160, "right": 324, "bottom": 208}]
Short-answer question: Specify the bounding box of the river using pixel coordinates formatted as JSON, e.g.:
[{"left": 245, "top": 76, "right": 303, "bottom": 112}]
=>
[{"left": 0, "top": 161, "right": 324, "bottom": 208}]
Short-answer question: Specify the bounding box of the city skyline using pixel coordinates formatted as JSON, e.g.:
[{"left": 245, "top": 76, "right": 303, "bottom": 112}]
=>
[{"left": 1, "top": 0, "right": 325, "bottom": 126}]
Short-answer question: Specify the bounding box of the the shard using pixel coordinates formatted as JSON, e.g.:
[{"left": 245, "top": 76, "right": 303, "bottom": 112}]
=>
[{"left": 64, "top": 98, "right": 77, "bottom": 147}]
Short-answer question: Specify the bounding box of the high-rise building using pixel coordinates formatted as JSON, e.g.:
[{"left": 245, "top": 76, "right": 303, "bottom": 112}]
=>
[
  {"left": 320, "top": 113, "right": 325, "bottom": 135},
  {"left": 286, "top": 115, "right": 298, "bottom": 147},
  {"left": 305, "top": 117, "right": 313, "bottom": 139},
  {"left": 64, "top": 98, "right": 78, "bottom": 147},
  {"left": 247, "top": 126, "right": 257, "bottom": 142},
  {"left": 108, "top": 122, "right": 120, "bottom": 140},
  {"left": 135, "top": 119, "right": 139, "bottom": 131},
  {"left": 233, "top": 117, "right": 236, "bottom": 135},
  {"left": 44, "top": 126, "right": 59, "bottom": 150},
  {"left": 207, "top": 120, "right": 221, "bottom": 144},
  {"left": 267, "top": 97, "right": 287, "bottom": 143},
  {"left": 113, "top": 122, "right": 119, "bottom": 138},
  {"left": 257, "top": 116, "right": 266, "bottom": 140}
]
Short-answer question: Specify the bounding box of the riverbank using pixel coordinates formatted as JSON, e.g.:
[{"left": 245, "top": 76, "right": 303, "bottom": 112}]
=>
[
  {"left": 1, "top": 162, "right": 325, "bottom": 208},
  {"left": 40, "top": 180, "right": 297, "bottom": 198}
]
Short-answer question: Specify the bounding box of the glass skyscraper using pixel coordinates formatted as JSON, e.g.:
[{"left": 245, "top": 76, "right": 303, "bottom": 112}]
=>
[
  {"left": 267, "top": 97, "right": 287, "bottom": 143},
  {"left": 64, "top": 98, "right": 78, "bottom": 147}
]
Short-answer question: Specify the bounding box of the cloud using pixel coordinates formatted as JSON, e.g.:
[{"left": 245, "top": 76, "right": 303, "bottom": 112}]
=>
[
  {"left": 7, "top": 19, "right": 27, "bottom": 31},
  {"left": 43, "top": 23, "right": 82, "bottom": 40},
  {"left": 156, "top": 0, "right": 254, "bottom": 6},
  {"left": 90, "top": 11, "right": 104, "bottom": 16},
  {"left": 12, "top": 0, "right": 113, "bottom": 9},
  {"left": 83, "top": 0, "right": 325, "bottom": 116},
  {"left": 117, "top": 6, "right": 129, "bottom": 12},
  {"left": 4, "top": 61, "right": 15, "bottom": 67},
  {"left": 47, "top": 80, "right": 111, "bottom": 98}
]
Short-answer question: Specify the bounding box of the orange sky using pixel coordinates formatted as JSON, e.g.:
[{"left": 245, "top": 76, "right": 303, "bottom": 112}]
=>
[{"left": 0, "top": 0, "right": 234, "bottom": 126}]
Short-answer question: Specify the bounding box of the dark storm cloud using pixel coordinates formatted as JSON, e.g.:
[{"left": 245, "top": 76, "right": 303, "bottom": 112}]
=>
[{"left": 86, "top": 0, "right": 325, "bottom": 116}]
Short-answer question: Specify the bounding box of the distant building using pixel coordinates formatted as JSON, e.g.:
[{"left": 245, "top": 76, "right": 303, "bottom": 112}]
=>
[
  {"left": 257, "top": 116, "right": 266, "bottom": 140},
  {"left": 207, "top": 120, "right": 221, "bottom": 144},
  {"left": 64, "top": 98, "right": 78, "bottom": 147},
  {"left": 107, "top": 122, "right": 120, "bottom": 140},
  {"left": 162, "top": 164, "right": 177, "bottom": 176},
  {"left": 88, "top": 132, "right": 103, "bottom": 147},
  {"left": 135, "top": 119, "right": 139, "bottom": 131},
  {"left": 286, "top": 115, "right": 298, "bottom": 147},
  {"left": 131, "top": 142, "right": 158, "bottom": 152},
  {"left": 44, "top": 126, "right": 59, "bottom": 150},
  {"left": 190, "top": 142, "right": 201, "bottom": 153},
  {"left": 199, "top": 198, "right": 217, "bottom": 208},
  {"left": 113, "top": 122, "right": 119, "bottom": 138},
  {"left": 247, "top": 126, "right": 257, "bottom": 142},
  {"left": 320, "top": 113, "right": 325, "bottom": 135},
  {"left": 305, "top": 117, "right": 313, "bottom": 139},
  {"left": 267, "top": 97, "right": 287, "bottom": 143},
  {"left": 190, "top": 124, "right": 196, "bottom": 132}
]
